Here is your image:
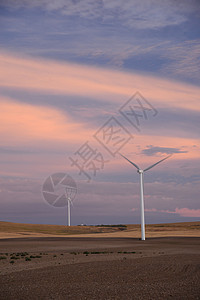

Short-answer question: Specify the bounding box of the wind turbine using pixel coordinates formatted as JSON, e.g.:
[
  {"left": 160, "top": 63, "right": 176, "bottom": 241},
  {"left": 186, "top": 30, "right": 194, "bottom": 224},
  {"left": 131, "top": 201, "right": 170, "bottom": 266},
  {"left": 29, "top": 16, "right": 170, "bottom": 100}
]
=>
[
  {"left": 63, "top": 175, "right": 77, "bottom": 227},
  {"left": 67, "top": 197, "right": 73, "bottom": 226},
  {"left": 120, "top": 153, "right": 172, "bottom": 241}
]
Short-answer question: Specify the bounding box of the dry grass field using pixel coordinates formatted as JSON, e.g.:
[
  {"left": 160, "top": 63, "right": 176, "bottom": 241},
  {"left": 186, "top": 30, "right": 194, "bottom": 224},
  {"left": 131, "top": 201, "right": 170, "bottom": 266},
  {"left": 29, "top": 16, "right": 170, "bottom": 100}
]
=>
[
  {"left": 0, "top": 222, "right": 128, "bottom": 238},
  {"left": 0, "top": 221, "right": 200, "bottom": 239}
]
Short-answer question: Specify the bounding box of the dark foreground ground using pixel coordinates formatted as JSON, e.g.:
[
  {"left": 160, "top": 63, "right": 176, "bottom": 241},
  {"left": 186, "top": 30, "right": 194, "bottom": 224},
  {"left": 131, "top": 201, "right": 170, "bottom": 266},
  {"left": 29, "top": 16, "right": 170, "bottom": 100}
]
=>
[{"left": 0, "top": 237, "right": 200, "bottom": 299}]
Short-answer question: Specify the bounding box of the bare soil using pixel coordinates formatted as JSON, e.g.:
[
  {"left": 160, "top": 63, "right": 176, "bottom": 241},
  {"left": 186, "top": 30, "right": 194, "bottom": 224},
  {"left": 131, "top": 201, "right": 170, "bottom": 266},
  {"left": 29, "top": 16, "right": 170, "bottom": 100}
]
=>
[{"left": 0, "top": 237, "right": 200, "bottom": 299}]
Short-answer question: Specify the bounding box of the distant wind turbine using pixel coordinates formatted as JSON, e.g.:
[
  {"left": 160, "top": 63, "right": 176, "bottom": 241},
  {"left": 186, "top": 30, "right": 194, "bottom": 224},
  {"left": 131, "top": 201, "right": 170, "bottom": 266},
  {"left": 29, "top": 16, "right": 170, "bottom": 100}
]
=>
[
  {"left": 120, "top": 153, "right": 172, "bottom": 241},
  {"left": 67, "top": 197, "right": 73, "bottom": 226}
]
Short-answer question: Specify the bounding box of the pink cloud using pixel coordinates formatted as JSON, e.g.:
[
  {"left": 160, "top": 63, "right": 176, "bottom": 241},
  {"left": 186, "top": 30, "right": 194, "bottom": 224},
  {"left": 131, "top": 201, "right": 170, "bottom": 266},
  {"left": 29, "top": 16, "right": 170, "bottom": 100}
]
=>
[
  {"left": 145, "top": 207, "right": 200, "bottom": 217},
  {"left": 145, "top": 208, "right": 158, "bottom": 212},
  {"left": 0, "top": 51, "right": 200, "bottom": 112},
  {"left": 174, "top": 208, "right": 200, "bottom": 218},
  {"left": 0, "top": 51, "right": 200, "bottom": 179},
  {"left": 0, "top": 97, "right": 93, "bottom": 146}
]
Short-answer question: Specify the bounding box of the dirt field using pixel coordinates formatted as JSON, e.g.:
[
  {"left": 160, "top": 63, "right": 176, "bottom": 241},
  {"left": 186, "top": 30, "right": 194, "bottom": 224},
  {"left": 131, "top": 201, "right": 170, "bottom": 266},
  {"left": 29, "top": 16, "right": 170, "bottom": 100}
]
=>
[{"left": 0, "top": 236, "right": 200, "bottom": 299}]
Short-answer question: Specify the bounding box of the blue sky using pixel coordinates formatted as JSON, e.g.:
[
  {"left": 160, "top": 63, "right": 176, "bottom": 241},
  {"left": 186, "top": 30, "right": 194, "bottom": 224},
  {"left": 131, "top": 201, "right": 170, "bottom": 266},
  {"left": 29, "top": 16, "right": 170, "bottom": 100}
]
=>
[{"left": 0, "top": 0, "right": 200, "bottom": 226}]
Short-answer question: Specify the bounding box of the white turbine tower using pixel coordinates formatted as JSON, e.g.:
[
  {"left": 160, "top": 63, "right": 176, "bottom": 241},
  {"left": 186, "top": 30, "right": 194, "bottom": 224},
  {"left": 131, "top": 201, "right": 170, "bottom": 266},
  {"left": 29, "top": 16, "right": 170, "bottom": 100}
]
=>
[
  {"left": 67, "top": 197, "right": 72, "bottom": 226},
  {"left": 65, "top": 185, "right": 76, "bottom": 227},
  {"left": 63, "top": 175, "right": 77, "bottom": 227},
  {"left": 120, "top": 153, "right": 172, "bottom": 241}
]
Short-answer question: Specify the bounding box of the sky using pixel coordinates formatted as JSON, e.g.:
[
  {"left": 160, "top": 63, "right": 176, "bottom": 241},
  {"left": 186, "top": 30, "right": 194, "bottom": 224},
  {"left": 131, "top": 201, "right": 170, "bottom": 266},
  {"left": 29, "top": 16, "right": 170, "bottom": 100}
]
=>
[{"left": 0, "top": 0, "right": 200, "bottom": 226}]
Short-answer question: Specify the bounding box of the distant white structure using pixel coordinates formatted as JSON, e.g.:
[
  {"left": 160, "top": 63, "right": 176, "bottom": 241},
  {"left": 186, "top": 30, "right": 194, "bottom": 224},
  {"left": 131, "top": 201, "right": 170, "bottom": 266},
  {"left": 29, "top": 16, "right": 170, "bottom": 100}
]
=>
[
  {"left": 64, "top": 175, "right": 77, "bottom": 227},
  {"left": 120, "top": 154, "right": 172, "bottom": 241},
  {"left": 67, "top": 197, "right": 73, "bottom": 226}
]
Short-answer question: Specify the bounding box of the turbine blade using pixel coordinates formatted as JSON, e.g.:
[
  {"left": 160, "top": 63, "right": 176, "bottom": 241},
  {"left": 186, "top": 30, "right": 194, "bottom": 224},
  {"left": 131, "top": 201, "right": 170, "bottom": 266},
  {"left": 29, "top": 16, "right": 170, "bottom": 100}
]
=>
[
  {"left": 144, "top": 154, "right": 172, "bottom": 172},
  {"left": 119, "top": 153, "right": 140, "bottom": 170}
]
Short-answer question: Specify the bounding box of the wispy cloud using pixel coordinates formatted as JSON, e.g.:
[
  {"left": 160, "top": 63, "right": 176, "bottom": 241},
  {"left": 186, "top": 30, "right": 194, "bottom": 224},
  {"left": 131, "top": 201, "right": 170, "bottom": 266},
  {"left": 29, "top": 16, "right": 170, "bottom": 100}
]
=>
[
  {"left": 1, "top": 177, "right": 200, "bottom": 224},
  {"left": 0, "top": 146, "right": 35, "bottom": 154},
  {"left": 0, "top": 97, "right": 92, "bottom": 147},
  {"left": 1, "top": 51, "right": 200, "bottom": 161},
  {"left": 1, "top": 2, "right": 199, "bottom": 84},
  {"left": 145, "top": 207, "right": 200, "bottom": 218},
  {"left": 142, "top": 146, "right": 188, "bottom": 156},
  {"left": 2, "top": 0, "right": 198, "bottom": 29},
  {"left": 1, "top": 51, "right": 200, "bottom": 111},
  {"left": 160, "top": 40, "right": 200, "bottom": 83}
]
